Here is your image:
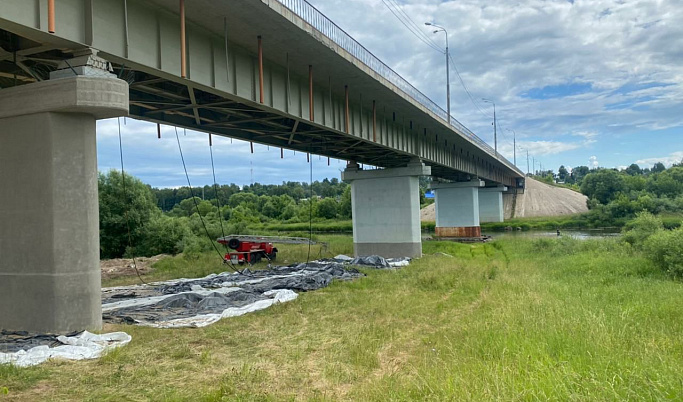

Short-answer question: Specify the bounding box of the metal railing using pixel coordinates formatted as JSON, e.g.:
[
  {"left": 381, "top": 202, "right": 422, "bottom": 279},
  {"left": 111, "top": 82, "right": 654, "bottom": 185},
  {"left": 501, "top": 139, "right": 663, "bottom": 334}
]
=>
[{"left": 275, "top": 0, "right": 521, "bottom": 175}]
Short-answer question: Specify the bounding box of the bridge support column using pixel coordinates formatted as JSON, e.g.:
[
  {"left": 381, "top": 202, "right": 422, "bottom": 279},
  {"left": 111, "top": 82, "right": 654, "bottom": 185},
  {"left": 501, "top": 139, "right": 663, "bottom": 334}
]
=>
[
  {"left": 342, "top": 159, "right": 431, "bottom": 258},
  {"left": 0, "top": 75, "right": 128, "bottom": 333},
  {"left": 479, "top": 186, "right": 507, "bottom": 223},
  {"left": 430, "top": 179, "right": 485, "bottom": 237}
]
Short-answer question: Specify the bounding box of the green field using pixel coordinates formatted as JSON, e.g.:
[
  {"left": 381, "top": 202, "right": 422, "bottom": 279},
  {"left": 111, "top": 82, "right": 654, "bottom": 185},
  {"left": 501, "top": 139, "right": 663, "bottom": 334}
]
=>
[{"left": 2, "top": 236, "right": 683, "bottom": 401}]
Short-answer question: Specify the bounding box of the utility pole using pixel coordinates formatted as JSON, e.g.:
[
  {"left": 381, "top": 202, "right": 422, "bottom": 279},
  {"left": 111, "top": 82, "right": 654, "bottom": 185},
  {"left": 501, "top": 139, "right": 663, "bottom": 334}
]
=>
[
  {"left": 526, "top": 150, "right": 530, "bottom": 175},
  {"left": 425, "top": 22, "right": 450, "bottom": 125},
  {"left": 532, "top": 157, "right": 536, "bottom": 175},
  {"left": 482, "top": 98, "right": 497, "bottom": 157},
  {"left": 507, "top": 128, "right": 516, "bottom": 166}
]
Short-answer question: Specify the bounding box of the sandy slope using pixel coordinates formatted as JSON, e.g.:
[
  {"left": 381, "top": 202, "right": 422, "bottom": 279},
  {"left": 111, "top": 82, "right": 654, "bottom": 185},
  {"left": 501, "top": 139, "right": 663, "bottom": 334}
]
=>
[{"left": 420, "top": 178, "right": 589, "bottom": 221}]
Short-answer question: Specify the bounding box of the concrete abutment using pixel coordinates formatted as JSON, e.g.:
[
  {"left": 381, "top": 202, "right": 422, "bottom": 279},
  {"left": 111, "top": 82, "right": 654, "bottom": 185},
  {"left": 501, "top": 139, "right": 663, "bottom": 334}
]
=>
[
  {"left": 0, "top": 75, "right": 128, "bottom": 333},
  {"left": 342, "top": 160, "right": 431, "bottom": 258}
]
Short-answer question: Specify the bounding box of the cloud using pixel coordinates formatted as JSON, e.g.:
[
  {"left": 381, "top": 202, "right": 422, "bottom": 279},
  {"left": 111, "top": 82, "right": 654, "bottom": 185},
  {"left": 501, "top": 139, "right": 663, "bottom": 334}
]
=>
[
  {"left": 589, "top": 156, "right": 599, "bottom": 168},
  {"left": 499, "top": 140, "right": 582, "bottom": 158},
  {"left": 93, "top": 0, "right": 683, "bottom": 185},
  {"left": 313, "top": 0, "right": 683, "bottom": 160},
  {"left": 96, "top": 119, "right": 347, "bottom": 188},
  {"left": 635, "top": 151, "right": 683, "bottom": 168}
]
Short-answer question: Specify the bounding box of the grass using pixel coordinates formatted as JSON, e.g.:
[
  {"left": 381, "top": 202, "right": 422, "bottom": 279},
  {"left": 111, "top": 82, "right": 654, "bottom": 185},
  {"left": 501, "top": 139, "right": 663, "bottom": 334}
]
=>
[{"left": 3, "top": 236, "right": 683, "bottom": 400}]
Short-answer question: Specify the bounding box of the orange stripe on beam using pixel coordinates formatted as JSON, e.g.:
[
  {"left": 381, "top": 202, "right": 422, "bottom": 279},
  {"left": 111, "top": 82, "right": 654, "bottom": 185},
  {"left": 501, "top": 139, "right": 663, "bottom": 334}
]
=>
[
  {"left": 309, "top": 65, "right": 314, "bottom": 121},
  {"left": 258, "top": 36, "right": 264, "bottom": 104},
  {"left": 344, "top": 85, "right": 349, "bottom": 134},
  {"left": 372, "top": 100, "right": 376, "bottom": 142},
  {"left": 180, "top": 0, "right": 186, "bottom": 78},
  {"left": 48, "top": 0, "right": 55, "bottom": 33}
]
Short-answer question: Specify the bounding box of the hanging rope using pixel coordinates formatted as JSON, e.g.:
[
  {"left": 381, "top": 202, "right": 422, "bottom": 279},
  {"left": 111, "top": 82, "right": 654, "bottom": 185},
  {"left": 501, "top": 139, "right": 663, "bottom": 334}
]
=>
[
  {"left": 117, "top": 117, "right": 147, "bottom": 285},
  {"left": 305, "top": 148, "right": 314, "bottom": 267},
  {"left": 174, "top": 127, "right": 239, "bottom": 270},
  {"left": 209, "top": 134, "right": 229, "bottom": 253}
]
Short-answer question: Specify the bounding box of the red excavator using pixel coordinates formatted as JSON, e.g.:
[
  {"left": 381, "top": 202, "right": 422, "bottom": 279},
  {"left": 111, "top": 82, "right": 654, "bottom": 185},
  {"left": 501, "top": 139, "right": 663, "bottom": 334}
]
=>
[{"left": 217, "top": 235, "right": 315, "bottom": 265}]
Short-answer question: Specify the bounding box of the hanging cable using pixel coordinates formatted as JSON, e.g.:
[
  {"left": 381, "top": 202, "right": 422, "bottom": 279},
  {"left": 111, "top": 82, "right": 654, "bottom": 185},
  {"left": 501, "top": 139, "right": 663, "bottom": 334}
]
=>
[
  {"left": 117, "top": 117, "right": 147, "bottom": 285},
  {"left": 209, "top": 135, "right": 229, "bottom": 250},
  {"left": 448, "top": 53, "right": 493, "bottom": 120},
  {"left": 380, "top": 0, "right": 493, "bottom": 124},
  {"left": 305, "top": 148, "right": 313, "bottom": 268},
  {"left": 174, "top": 127, "right": 238, "bottom": 270},
  {"left": 208, "top": 134, "right": 242, "bottom": 272},
  {"left": 386, "top": 0, "right": 442, "bottom": 50},
  {"left": 381, "top": 0, "right": 443, "bottom": 52}
]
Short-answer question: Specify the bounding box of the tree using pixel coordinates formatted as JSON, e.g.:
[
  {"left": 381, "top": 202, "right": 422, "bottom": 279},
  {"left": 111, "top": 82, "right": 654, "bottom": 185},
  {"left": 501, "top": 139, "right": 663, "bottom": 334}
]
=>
[
  {"left": 99, "top": 170, "right": 161, "bottom": 258},
  {"left": 625, "top": 163, "right": 642, "bottom": 176},
  {"left": 316, "top": 198, "right": 339, "bottom": 219},
  {"left": 339, "top": 186, "right": 352, "bottom": 219},
  {"left": 571, "top": 166, "right": 590, "bottom": 185},
  {"left": 580, "top": 169, "right": 624, "bottom": 204},
  {"left": 178, "top": 197, "right": 203, "bottom": 217},
  {"left": 228, "top": 192, "right": 258, "bottom": 208},
  {"left": 652, "top": 162, "right": 666, "bottom": 173},
  {"left": 558, "top": 165, "right": 569, "bottom": 182}
]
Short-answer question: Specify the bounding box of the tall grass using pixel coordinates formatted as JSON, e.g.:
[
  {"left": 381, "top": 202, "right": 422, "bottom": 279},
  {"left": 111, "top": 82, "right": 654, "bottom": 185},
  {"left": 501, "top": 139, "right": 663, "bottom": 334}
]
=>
[{"left": 4, "top": 237, "right": 683, "bottom": 401}]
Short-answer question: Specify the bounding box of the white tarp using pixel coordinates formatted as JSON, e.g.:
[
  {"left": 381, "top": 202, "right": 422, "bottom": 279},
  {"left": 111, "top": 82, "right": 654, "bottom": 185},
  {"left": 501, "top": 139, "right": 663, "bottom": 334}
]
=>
[
  {"left": 0, "top": 331, "right": 131, "bottom": 367},
  {"left": 142, "top": 289, "right": 298, "bottom": 328}
]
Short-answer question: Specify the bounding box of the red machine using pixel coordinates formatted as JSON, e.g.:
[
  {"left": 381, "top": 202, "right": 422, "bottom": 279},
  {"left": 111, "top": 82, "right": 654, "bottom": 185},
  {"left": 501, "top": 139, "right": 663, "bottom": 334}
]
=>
[{"left": 218, "top": 236, "right": 278, "bottom": 265}]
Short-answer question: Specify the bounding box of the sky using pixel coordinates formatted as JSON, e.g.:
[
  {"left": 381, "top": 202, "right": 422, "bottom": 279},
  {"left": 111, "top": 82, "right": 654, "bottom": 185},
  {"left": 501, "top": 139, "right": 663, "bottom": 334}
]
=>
[{"left": 96, "top": 0, "right": 683, "bottom": 188}]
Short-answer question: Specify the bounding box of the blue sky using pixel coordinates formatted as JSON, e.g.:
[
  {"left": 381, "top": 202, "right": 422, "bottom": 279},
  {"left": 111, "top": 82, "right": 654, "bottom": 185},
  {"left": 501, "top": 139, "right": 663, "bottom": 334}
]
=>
[{"left": 96, "top": 0, "right": 683, "bottom": 187}]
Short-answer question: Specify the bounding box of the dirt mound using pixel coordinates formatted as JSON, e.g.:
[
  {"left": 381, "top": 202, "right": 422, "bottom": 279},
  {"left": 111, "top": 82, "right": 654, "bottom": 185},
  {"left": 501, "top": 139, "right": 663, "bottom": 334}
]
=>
[
  {"left": 100, "top": 255, "right": 169, "bottom": 280},
  {"left": 506, "top": 178, "right": 588, "bottom": 218},
  {"left": 420, "top": 178, "right": 589, "bottom": 221}
]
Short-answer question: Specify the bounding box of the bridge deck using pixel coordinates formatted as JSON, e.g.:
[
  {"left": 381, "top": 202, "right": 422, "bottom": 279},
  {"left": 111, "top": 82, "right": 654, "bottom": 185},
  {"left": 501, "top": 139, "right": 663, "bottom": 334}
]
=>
[{"left": 0, "top": 0, "right": 523, "bottom": 186}]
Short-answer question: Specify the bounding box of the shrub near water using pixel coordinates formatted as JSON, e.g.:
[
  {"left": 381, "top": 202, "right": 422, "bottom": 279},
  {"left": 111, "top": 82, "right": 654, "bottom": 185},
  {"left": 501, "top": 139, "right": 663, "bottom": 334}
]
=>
[
  {"left": 644, "top": 227, "right": 683, "bottom": 277},
  {"left": 622, "top": 211, "right": 664, "bottom": 248}
]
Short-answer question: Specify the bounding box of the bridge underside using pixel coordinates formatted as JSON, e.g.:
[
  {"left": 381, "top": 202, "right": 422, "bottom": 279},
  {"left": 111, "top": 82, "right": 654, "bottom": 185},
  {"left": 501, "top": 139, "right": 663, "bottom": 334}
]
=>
[{"left": 0, "top": 42, "right": 468, "bottom": 181}]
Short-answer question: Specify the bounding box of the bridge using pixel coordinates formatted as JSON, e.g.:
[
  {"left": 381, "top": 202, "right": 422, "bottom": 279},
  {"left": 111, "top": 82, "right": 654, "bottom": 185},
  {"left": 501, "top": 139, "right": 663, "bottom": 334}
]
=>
[{"left": 0, "top": 0, "right": 524, "bottom": 333}]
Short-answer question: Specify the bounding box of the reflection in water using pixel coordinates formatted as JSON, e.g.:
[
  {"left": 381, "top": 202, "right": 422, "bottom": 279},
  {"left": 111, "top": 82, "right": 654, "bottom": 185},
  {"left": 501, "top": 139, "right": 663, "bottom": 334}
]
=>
[{"left": 489, "top": 229, "right": 621, "bottom": 240}]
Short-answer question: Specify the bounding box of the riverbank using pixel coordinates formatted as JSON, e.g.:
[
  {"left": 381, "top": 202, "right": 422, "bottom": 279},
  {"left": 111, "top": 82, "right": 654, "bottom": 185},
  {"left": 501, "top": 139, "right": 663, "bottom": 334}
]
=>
[{"left": 4, "top": 235, "right": 683, "bottom": 400}]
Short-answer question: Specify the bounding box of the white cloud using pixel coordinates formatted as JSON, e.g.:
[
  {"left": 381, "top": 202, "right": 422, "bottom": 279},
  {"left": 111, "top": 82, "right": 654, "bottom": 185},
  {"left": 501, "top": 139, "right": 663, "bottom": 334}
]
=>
[
  {"left": 589, "top": 155, "right": 599, "bottom": 168},
  {"left": 635, "top": 151, "right": 683, "bottom": 167},
  {"left": 314, "top": 0, "right": 683, "bottom": 155}
]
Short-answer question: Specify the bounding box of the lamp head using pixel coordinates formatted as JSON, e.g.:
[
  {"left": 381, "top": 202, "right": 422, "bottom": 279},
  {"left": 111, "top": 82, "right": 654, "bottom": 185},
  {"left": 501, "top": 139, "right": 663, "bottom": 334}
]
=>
[{"left": 425, "top": 22, "right": 432, "bottom": 26}]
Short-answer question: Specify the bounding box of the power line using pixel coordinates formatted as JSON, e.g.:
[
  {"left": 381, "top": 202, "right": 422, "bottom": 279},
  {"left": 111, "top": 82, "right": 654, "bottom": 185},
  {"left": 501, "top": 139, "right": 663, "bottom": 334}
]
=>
[
  {"left": 386, "top": 0, "right": 442, "bottom": 50},
  {"left": 448, "top": 53, "right": 492, "bottom": 120},
  {"left": 381, "top": 0, "right": 443, "bottom": 52}
]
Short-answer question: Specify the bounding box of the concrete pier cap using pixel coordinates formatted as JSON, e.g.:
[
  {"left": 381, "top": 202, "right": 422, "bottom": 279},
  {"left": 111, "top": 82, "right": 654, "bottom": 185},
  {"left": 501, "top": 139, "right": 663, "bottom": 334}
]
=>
[
  {"left": 429, "top": 179, "right": 485, "bottom": 238},
  {"left": 0, "top": 58, "right": 129, "bottom": 333},
  {"left": 342, "top": 158, "right": 430, "bottom": 258}
]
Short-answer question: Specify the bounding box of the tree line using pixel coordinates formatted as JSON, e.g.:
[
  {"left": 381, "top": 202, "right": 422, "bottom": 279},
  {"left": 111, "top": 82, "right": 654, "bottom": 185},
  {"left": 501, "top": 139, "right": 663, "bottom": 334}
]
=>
[
  {"left": 99, "top": 171, "right": 352, "bottom": 259},
  {"left": 535, "top": 161, "right": 683, "bottom": 226}
]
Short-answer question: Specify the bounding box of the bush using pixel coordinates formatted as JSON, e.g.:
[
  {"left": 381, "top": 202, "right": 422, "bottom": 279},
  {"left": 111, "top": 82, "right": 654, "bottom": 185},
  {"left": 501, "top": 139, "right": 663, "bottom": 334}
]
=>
[
  {"left": 643, "top": 227, "right": 683, "bottom": 277},
  {"left": 622, "top": 212, "right": 664, "bottom": 249}
]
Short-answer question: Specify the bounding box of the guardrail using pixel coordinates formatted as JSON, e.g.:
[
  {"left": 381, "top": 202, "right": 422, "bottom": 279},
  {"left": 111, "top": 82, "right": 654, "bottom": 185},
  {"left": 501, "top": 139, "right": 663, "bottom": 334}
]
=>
[{"left": 275, "top": 0, "right": 522, "bottom": 175}]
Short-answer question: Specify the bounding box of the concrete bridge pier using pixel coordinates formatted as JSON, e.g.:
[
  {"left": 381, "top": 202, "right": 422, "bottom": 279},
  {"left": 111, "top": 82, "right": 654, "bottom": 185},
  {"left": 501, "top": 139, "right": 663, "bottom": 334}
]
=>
[
  {"left": 430, "top": 179, "right": 485, "bottom": 237},
  {"left": 0, "top": 59, "right": 128, "bottom": 332},
  {"left": 342, "top": 159, "right": 431, "bottom": 258},
  {"left": 479, "top": 186, "right": 508, "bottom": 223}
]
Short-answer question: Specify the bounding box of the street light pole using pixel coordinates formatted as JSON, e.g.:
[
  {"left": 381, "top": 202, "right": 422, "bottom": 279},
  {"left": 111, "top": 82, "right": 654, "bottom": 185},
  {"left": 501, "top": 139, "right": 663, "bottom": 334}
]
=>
[
  {"left": 482, "top": 98, "right": 497, "bottom": 157},
  {"left": 506, "top": 128, "right": 516, "bottom": 166},
  {"left": 425, "top": 22, "right": 450, "bottom": 125}
]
